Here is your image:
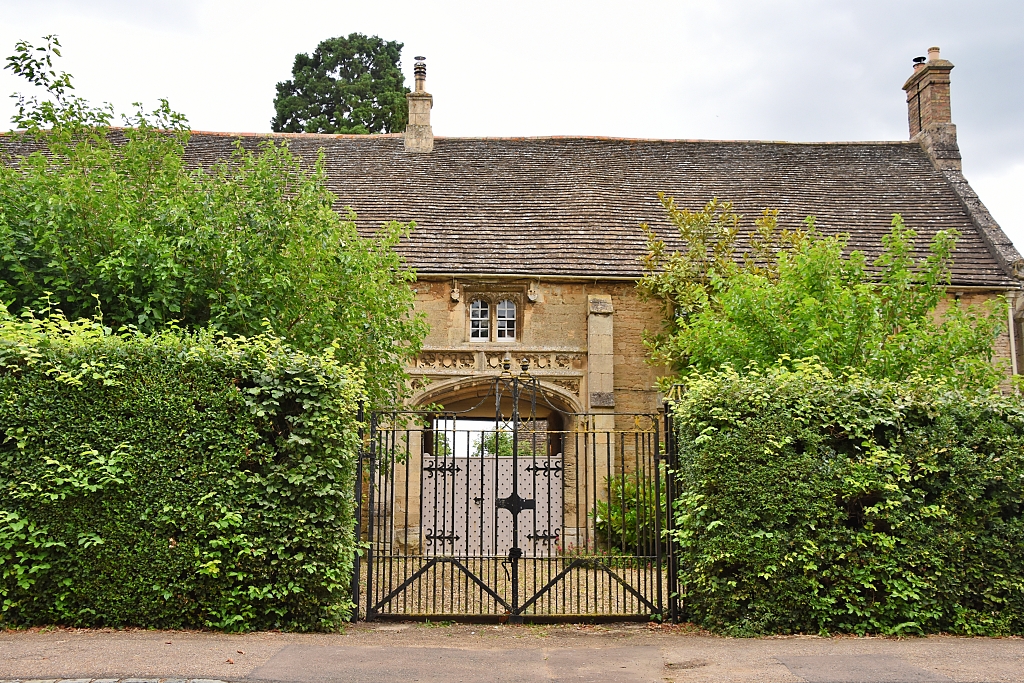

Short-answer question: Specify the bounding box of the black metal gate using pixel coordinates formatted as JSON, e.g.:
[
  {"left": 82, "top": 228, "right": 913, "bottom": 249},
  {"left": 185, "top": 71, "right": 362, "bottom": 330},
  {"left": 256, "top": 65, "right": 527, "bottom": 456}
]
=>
[{"left": 352, "top": 364, "right": 674, "bottom": 622}]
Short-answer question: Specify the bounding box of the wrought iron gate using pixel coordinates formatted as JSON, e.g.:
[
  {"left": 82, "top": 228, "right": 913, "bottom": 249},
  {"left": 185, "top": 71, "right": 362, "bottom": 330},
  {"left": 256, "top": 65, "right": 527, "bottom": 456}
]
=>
[{"left": 352, "top": 365, "right": 673, "bottom": 621}]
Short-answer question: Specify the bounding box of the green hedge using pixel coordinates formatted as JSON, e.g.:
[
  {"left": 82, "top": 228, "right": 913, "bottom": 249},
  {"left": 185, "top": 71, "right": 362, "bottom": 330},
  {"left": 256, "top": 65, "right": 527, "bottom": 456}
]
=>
[
  {"left": 0, "top": 312, "right": 363, "bottom": 630},
  {"left": 670, "top": 363, "right": 1024, "bottom": 635}
]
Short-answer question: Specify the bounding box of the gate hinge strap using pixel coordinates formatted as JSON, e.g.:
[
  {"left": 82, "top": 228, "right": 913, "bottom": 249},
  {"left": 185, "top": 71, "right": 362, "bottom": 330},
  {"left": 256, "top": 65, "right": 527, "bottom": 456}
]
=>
[{"left": 495, "top": 493, "right": 535, "bottom": 515}]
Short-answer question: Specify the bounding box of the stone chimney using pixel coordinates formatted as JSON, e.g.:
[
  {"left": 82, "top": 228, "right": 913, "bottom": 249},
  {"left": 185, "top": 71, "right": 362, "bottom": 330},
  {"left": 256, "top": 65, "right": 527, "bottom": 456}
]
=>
[
  {"left": 903, "top": 46, "right": 960, "bottom": 171},
  {"left": 901, "top": 48, "right": 1024, "bottom": 281},
  {"left": 405, "top": 57, "right": 433, "bottom": 153}
]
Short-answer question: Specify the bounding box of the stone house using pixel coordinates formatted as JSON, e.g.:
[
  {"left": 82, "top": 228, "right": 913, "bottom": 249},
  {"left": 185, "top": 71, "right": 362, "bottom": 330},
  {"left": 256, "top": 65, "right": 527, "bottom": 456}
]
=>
[
  {"left": 9, "top": 48, "right": 1022, "bottom": 617},
  {"left": 180, "top": 47, "right": 1022, "bottom": 421}
]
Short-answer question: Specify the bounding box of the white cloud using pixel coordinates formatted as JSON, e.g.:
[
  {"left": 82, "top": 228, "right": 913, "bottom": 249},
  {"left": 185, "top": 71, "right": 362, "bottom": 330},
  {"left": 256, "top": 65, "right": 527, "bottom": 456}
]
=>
[{"left": 970, "top": 164, "right": 1024, "bottom": 250}]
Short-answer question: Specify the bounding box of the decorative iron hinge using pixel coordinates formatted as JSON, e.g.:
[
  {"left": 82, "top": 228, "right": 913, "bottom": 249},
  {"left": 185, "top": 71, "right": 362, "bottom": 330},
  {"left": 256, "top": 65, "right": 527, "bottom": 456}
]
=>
[
  {"left": 423, "top": 461, "right": 462, "bottom": 477},
  {"left": 526, "top": 461, "right": 563, "bottom": 477},
  {"left": 425, "top": 530, "right": 460, "bottom": 546},
  {"left": 527, "top": 529, "right": 561, "bottom": 544}
]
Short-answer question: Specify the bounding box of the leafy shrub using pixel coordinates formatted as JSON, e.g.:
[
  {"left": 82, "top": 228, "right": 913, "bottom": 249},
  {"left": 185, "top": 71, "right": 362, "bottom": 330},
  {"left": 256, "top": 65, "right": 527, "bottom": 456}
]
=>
[
  {"left": 593, "top": 471, "right": 665, "bottom": 556},
  {"left": 0, "top": 308, "right": 363, "bottom": 630},
  {"left": 0, "top": 37, "right": 425, "bottom": 407},
  {"left": 640, "top": 196, "right": 1005, "bottom": 390},
  {"left": 670, "top": 362, "right": 1024, "bottom": 635}
]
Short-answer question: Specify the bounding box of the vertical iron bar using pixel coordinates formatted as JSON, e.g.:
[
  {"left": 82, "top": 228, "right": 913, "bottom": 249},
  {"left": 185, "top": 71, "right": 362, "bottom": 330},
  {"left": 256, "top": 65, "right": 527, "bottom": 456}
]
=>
[
  {"left": 429, "top": 421, "right": 439, "bottom": 613},
  {"left": 364, "top": 411, "right": 379, "bottom": 620},
  {"left": 630, "top": 430, "right": 638, "bottom": 615},
  {"left": 654, "top": 421, "right": 664, "bottom": 618},
  {"left": 350, "top": 401, "right": 365, "bottom": 621},
  {"left": 663, "top": 400, "right": 679, "bottom": 623},
  {"left": 619, "top": 431, "right": 626, "bottom": 556},
  {"left": 509, "top": 375, "right": 522, "bottom": 622}
]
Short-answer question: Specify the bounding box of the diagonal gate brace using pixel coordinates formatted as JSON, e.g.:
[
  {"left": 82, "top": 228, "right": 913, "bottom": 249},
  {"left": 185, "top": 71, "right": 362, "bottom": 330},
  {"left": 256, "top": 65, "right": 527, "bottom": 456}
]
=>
[{"left": 371, "top": 557, "right": 512, "bottom": 615}]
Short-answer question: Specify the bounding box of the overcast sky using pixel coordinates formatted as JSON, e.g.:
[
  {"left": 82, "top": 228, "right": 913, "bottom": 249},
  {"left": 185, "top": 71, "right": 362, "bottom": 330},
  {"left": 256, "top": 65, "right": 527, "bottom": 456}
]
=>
[{"left": 1, "top": 0, "right": 1021, "bottom": 246}]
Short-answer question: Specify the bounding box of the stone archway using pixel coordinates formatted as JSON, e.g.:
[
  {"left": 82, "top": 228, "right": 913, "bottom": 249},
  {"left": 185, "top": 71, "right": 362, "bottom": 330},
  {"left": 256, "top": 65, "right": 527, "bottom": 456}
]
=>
[{"left": 411, "top": 375, "right": 583, "bottom": 421}]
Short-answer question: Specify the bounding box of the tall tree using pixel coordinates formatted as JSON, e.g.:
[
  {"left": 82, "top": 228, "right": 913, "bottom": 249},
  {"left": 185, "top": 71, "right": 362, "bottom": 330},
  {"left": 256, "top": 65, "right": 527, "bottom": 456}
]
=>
[{"left": 271, "top": 33, "right": 410, "bottom": 134}]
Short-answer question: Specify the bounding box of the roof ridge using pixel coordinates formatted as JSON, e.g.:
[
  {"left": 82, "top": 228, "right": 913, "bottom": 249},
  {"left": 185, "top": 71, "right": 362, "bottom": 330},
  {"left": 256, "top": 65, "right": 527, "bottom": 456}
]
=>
[
  {"left": 185, "top": 130, "right": 404, "bottom": 139},
  {"left": 435, "top": 135, "right": 915, "bottom": 145},
  {"left": 0, "top": 128, "right": 917, "bottom": 146},
  {"left": 184, "top": 130, "right": 914, "bottom": 145}
]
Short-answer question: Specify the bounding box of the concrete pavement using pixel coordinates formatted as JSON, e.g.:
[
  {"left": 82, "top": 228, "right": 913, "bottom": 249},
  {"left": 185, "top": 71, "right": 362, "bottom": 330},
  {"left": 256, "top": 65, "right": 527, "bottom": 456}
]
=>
[{"left": 1, "top": 622, "right": 1021, "bottom": 682}]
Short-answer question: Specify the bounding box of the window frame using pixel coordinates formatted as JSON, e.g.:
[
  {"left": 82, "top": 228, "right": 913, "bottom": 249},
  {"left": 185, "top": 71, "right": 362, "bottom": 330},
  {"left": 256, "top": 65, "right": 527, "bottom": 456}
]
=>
[
  {"left": 469, "top": 299, "right": 491, "bottom": 342},
  {"left": 495, "top": 299, "right": 517, "bottom": 340},
  {"left": 464, "top": 292, "right": 523, "bottom": 343}
]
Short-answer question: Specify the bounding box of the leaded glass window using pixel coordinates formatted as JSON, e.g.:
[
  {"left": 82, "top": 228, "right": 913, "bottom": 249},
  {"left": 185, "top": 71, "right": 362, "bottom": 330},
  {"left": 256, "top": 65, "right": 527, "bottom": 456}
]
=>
[
  {"left": 470, "top": 299, "right": 490, "bottom": 341},
  {"left": 496, "top": 299, "right": 516, "bottom": 340}
]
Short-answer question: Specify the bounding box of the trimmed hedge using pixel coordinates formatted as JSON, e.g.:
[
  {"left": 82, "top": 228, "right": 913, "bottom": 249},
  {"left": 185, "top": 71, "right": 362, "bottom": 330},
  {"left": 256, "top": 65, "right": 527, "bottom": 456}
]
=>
[
  {"left": 0, "top": 312, "right": 363, "bottom": 630},
  {"left": 671, "top": 363, "right": 1024, "bottom": 635}
]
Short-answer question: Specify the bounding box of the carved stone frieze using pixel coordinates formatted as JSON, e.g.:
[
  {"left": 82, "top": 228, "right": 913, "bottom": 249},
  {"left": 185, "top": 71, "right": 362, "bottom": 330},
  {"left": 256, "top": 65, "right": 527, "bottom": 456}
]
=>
[
  {"left": 413, "top": 352, "right": 477, "bottom": 371},
  {"left": 484, "top": 352, "right": 584, "bottom": 371},
  {"left": 553, "top": 353, "right": 585, "bottom": 370},
  {"left": 410, "top": 350, "right": 586, "bottom": 385}
]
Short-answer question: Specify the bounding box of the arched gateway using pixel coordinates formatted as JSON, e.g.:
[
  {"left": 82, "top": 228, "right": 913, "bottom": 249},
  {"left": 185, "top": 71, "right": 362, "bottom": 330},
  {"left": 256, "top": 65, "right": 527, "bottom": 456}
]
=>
[{"left": 353, "top": 361, "right": 672, "bottom": 622}]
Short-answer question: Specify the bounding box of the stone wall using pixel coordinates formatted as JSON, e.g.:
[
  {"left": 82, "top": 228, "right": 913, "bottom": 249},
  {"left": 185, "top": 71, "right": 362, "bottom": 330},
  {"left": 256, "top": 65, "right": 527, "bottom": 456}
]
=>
[
  {"left": 408, "top": 277, "right": 669, "bottom": 414},
  {"left": 936, "top": 290, "right": 1018, "bottom": 378}
]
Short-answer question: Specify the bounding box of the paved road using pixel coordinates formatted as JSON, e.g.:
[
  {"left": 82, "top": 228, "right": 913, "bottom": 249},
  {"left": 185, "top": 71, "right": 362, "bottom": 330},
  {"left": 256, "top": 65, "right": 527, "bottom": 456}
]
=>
[{"left": 1, "top": 622, "right": 1021, "bottom": 682}]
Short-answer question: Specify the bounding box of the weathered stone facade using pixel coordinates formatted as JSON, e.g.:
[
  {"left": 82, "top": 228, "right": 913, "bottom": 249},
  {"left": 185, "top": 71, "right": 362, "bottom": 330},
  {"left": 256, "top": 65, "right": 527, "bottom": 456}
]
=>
[{"left": 407, "top": 278, "right": 669, "bottom": 414}]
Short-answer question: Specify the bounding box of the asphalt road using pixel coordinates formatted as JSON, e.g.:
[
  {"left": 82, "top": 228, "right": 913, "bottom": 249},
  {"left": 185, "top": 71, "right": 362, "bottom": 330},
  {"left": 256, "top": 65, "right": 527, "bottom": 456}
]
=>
[{"left": 1, "top": 622, "right": 1021, "bottom": 682}]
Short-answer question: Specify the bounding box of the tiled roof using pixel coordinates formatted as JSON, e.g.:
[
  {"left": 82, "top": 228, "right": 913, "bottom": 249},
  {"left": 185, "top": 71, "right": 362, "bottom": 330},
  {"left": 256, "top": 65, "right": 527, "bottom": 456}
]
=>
[{"left": 7, "top": 131, "right": 1021, "bottom": 287}]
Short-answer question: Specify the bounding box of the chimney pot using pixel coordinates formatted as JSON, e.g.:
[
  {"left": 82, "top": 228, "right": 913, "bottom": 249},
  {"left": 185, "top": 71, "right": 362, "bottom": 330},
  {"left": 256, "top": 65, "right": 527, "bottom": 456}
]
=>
[
  {"left": 928, "top": 46, "right": 941, "bottom": 61},
  {"left": 413, "top": 58, "right": 427, "bottom": 93}
]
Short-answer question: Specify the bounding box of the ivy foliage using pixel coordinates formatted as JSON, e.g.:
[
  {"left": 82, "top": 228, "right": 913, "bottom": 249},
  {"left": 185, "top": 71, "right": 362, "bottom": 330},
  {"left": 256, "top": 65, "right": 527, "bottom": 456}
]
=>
[
  {"left": 0, "top": 37, "right": 426, "bottom": 407},
  {"left": 271, "top": 33, "right": 410, "bottom": 134},
  {"left": 639, "top": 196, "right": 1006, "bottom": 390},
  {"left": 670, "top": 362, "right": 1024, "bottom": 635},
  {"left": 0, "top": 307, "right": 364, "bottom": 630}
]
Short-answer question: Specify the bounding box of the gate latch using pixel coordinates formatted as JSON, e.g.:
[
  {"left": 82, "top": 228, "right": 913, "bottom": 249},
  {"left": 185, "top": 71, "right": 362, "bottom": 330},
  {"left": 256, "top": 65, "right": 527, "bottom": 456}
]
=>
[{"left": 501, "top": 546, "right": 523, "bottom": 581}]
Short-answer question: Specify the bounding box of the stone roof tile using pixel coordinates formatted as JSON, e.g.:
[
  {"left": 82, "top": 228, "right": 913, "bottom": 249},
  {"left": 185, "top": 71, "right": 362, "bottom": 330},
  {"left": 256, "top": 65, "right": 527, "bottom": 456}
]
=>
[{"left": 6, "top": 131, "right": 1018, "bottom": 287}]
